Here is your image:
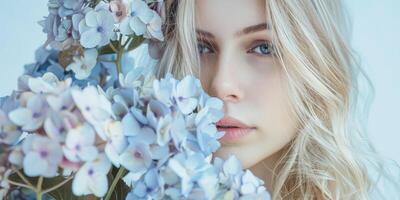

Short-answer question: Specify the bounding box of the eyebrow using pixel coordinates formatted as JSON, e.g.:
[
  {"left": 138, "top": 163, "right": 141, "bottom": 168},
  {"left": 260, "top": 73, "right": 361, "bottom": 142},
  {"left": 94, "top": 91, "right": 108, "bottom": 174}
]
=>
[{"left": 196, "top": 22, "right": 270, "bottom": 39}]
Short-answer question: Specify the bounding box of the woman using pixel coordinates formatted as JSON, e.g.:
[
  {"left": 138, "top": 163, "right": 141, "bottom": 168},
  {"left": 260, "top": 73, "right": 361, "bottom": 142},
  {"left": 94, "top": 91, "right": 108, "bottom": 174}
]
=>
[{"left": 154, "top": 0, "right": 400, "bottom": 199}]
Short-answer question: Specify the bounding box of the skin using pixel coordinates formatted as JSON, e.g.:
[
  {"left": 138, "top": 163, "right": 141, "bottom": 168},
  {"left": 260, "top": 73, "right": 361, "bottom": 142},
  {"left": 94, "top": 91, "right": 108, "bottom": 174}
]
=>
[{"left": 195, "top": 0, "right": 299, "bottom": 191}]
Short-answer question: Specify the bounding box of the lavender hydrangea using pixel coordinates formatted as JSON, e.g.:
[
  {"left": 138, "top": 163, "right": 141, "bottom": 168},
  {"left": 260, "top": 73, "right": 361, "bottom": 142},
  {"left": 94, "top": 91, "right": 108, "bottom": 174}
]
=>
[
  {"left": 78, "top": 2, "right": 116, "bottom": 48},
  {"left": 39, "top": 0, "right": 87, "bottom": 50},
  {"left": 0, "top": 0, "right": 274, "bottom": 199}
]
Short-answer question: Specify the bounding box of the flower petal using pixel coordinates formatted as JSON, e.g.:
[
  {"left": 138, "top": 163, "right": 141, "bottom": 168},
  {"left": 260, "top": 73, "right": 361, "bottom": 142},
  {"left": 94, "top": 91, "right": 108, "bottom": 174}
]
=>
[
  {"left": 88, "top": 174, "right": 108, "bottom": 197},
  {"left": 130, "top": 17, "right": 146, "bottom": 35},
  {"left": 23, "top": 153, "right": 47, "bottom": 177},
  {"left": 80, "top": 29, "right": 102, "bottom": 48},
  {"left": 8, "top": 108, "right": 32, "bottom": 127},
  {"left": 119, "top": 18, "right": 134, "bottom": 35},
  {"left": 85, "top": 11, "right": 99, "bottom": 27}
]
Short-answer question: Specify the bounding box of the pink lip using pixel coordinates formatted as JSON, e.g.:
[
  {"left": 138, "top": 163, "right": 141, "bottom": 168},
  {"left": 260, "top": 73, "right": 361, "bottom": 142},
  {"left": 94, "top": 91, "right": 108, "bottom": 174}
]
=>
[{"left": 216, "top": 116, "right": 255, "bottom": 143}]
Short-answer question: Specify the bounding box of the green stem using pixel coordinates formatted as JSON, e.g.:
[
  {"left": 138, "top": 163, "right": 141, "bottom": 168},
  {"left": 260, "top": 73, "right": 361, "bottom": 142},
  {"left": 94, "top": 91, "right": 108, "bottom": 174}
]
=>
[
  {"left": 7, "top": 179, "right": 36, "bottom": 191},
  {"left": 13, "top": 167, "right": 34, "bottom": 188},
  {"left": 115, "top": 50, "right": 123, "bottom": 75},
  {"left": 122, "top": 37, "right": 133, "bottom": 49},
  {"left": 42, "top": 175, "right": 74, "bottom": 195},
  {"left": 109, "top": 43, "right": 118, "bottom": 53},
  {"left": 99, "top": 59, "right": 115, "bottom": 63},
  {"left": 115, "top": 34, "right": 124, "bottom": 76},
  {"left": 36, "top": 176, "right": 43, "bottom": 200},
  {"left": 104, "top": 167, "right": 126, "bottom": 200}
]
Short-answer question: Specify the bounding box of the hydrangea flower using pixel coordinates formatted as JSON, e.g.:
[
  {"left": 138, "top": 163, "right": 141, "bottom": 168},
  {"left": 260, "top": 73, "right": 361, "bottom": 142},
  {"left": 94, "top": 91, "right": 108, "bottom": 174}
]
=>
[
  {"left": 56, "top": 0, "right": 85, "bottom": 17},
  {"left": 44, "top": 112, "right": 69, "bottom": 142},
  {"left": 146, "top": 99, "right": 170, "bottom": 128},
  {"left": 27, "top": 72, "right": 72, "bottom": 94},
  {"left": 24, "top": 47, "right": 65, "bottom": 80},
  {"left": 119, "top": 0, "right": 164, "bottom": 41},
  {"left": 0, "top": 3, "right": 278, "bottom": 196},
  {"left": 63, "top": 123, "right": 99, "bottom": 162},
  {"left": 0, "top": 94, "right": 22, "bottom": 145},
  {"left": 126, "top": 168, "right": 160, "bottom": 199},
  {"left": 195, "top": 95, "right": 224, "bottom": 155},
  {"left": 66, "top": 48, "right": 98, "bottom": 80},
  {"left": 213, "top": 156, "right": 271, "bottom": 199},
  {"left": 46, "top": 89, "right": 74, "bottom": 112},
  {"left": 144, "top": 10, "right": 164, "bottom": 41},
  {"left": 78, "top": 2, "right": 115, "bottom": 48},
  {"left": 72, "top": 153, "right": 112, "bottom": 197},
  {"left": 109, "top": 0, "right": 128, "bottom": 23},
  {"left": 240, "top": 171, "right": 270, "bottom": 198},
  {"left": 8, "top": 143, "right": 24, "bottom": 167},
  {"left": 119, "top": 0, "right": 154, "bottom": 36},
  {"left": 152, "top": 73, "right": 177, "bottom": 107},
  {"left": 23, "top": 47, "right": 120, "bottom": 89},
  {"left": 174, "top": 75, "right": 201, "bottom": 114},
  {"left": 8, "top": 94, "right": 47, "bottom": 132},
  {"left": 71, "top": 86, "right": 114, "bottom": 140},
  {"left": 121, "top": 109, "right": 148, "bottom": 137},
  {"left": 156, "top": 113, "right": 188, "bottom": 148},
  {"left": 39, "top": 0, "right": 86, "bottom": 50},
  {"left": 157, "top": 166, "right": 180, "bottom": 199},
  {"left": 119, "top": 140, "right": 152, "bottom": 173},
  {"left": 21, "top": 134, "right": 63, "bottom": 177},
  {"left": 168, "top": 152, "right": 212, "bottom": 197},
  {"left": 103, "top": 120, "right": 128, "bottom": 167}
]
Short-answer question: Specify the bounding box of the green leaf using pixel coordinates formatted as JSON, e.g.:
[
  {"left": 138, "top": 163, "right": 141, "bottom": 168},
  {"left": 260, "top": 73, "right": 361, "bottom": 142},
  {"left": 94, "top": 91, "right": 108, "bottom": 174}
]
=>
[{"left": 126, "top": 36, "right": 146, "bottom": 52}]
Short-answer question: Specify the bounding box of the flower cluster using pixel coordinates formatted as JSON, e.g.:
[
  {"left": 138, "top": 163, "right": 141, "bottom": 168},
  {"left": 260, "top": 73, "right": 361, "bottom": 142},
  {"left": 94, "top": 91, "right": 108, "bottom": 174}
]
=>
[
  {"left": 41, "top": 0, "right": 163, "bottom": 50},
  {"left": 36, "top": 0, "right": 164, "bottom": 84},
  {"left": 0, "top": 73, "right": 114, "bottom": 197},
  {"left": 23, "top": 44, "right": 147, "bottom": 90},
  {"left": 0, "top": 70, "right": 271, "bottom": 199},
  {"left": 0, "top": 0, "right": 273, "bottom": 199}
]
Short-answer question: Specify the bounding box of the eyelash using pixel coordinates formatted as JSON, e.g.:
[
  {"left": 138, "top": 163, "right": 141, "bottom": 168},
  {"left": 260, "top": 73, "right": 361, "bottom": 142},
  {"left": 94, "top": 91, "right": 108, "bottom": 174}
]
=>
[{"left": 197, "top": 40, "right": 274, "bottom": 56}]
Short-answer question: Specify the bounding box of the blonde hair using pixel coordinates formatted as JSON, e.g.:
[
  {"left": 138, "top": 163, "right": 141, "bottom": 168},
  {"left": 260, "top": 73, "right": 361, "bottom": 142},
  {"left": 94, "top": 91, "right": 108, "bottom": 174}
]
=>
[{"left": 156, "top": 0, "right": 400, "bottom": 199}]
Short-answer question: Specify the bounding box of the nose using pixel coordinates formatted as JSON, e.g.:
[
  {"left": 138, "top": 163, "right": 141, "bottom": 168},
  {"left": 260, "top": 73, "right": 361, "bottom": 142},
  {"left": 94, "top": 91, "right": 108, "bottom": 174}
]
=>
[{"left": 205, "top": 51, "right": 243, "bottom": 103}]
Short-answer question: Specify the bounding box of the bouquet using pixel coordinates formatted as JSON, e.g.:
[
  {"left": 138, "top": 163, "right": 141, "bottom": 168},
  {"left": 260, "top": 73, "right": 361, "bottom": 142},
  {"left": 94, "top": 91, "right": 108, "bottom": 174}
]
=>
[{"left": 0, "top": 0, "right": 271, "bottom": 199}]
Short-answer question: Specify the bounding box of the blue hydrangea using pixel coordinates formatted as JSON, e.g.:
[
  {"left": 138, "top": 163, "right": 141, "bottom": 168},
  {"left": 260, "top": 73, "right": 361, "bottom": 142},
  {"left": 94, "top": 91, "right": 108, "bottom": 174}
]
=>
[
  {"left": 125, "top": 168, "right": 160, "bottom": 199},
  {"left": 57, "top": 0, "right": 86, "bottom": 17},
  {"left": 21, "top": 134, "right": 63, "bottom": 177},
  {"left": 24, "top": 47, "right": 65, "bottom": 80},
  {"left": 119, "top": 0, "right": 154, "bottom": 36},
  {"left": 8, "top": 94, "right": 48, "bottom": 132},
  {"left": 40, "top": 0, "right": 87, "bottom": 50},
  {"left": 78, "top": 2, "right": 115, "bottom": 48},
  {"left": 0, "top": 93, "right": 22, "bottom": 145},
  {"left": 66, "top": 48, "right": 98, "bottom": 79},
  {"left": 0, "top": 0, "right": 275, "bottom": 196},
  {"left": 72, "top": 153, "right": 112, "bottom": 197}
]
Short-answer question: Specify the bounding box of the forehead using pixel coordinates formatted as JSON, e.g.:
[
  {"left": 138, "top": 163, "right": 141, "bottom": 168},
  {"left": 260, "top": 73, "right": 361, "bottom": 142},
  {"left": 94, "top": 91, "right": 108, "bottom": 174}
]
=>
[{"left": 195, "top": 0, "right": 267, "bottom": 36}]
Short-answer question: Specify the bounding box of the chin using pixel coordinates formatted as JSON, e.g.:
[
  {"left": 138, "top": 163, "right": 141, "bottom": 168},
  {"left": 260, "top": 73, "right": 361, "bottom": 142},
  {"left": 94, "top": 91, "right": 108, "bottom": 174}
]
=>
[{"left": 213, "top": 144, "right": 263, "bottom": 169}]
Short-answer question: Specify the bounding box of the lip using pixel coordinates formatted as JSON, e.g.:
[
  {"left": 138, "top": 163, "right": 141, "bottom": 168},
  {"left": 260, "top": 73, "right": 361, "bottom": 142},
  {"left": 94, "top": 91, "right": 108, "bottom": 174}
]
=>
[{"left": 216, "top": 116, "right": 256, "bottom": 143}]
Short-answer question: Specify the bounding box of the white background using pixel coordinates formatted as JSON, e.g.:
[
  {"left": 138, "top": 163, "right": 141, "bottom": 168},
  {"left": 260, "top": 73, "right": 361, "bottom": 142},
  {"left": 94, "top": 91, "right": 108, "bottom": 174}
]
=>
[{"left": 0, "top": 0, "right": 399, "bottom": 165}]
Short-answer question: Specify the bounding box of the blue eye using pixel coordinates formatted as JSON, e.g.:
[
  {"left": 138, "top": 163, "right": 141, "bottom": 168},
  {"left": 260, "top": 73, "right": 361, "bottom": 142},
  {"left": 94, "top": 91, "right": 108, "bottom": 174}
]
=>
[
  {"left": 198, "top": 43, "right": 213, "bottom": 54},
  {"left": 250, "top": 42, "right": 274, "bottom": 56}
]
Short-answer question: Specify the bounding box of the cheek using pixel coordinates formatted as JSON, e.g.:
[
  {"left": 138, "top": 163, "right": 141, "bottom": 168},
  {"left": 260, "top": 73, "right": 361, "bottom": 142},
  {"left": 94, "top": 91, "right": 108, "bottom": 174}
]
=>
[
  {"left": 241, "top": 66, "right": 298, "bottom": 167},
  {"left": 214, "top": 63, "right": 299, "bottom": 168},
  {"left": 199, "top": 56, "right": 216, "bottom": 90}
]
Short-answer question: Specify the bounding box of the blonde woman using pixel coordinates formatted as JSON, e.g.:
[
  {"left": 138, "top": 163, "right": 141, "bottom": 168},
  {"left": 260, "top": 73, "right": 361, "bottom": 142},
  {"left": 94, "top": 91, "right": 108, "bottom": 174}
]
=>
[{"left": 154, "top": 0, "right": 400, "bottom": 199}]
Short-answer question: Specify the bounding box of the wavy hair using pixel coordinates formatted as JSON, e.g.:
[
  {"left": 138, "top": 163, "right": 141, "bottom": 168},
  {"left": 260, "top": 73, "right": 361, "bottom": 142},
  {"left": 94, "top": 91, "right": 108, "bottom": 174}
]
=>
[{"left": 155, "top": 0, "right": 400, "bottom": 199}]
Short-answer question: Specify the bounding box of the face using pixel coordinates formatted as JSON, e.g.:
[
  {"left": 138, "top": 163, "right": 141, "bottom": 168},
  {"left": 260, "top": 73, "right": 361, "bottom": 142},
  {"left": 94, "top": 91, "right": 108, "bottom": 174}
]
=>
[{"left": 195, "top": 0, "right": 298, "bottom": 168}]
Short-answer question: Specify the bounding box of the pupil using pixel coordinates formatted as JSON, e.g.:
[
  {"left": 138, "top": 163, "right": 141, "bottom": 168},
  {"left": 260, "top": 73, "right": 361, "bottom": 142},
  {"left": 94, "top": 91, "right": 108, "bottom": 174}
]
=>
[{"left": 261, "top": 44, "right": 269, "bottom": 54}]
